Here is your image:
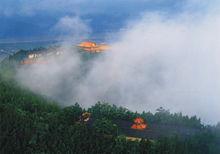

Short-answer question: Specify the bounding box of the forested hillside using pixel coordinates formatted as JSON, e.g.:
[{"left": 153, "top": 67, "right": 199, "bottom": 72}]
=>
[
  {"left": 1, "top": 72, "right": 220, "bottom": 153},
  {"left": 0, "top": 48, "right": 220, "bottom": 153}
]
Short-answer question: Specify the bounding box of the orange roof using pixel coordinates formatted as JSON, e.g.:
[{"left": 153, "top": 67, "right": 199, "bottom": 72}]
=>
[
  {"left": 77, "top": 41, "right": 110, "bottom": 53},
  {"left": 78, "top": 41, "right": 96, "bottom": 48},
  {"left": 131, "top": 117, "right": 148, "bottom": 130}
]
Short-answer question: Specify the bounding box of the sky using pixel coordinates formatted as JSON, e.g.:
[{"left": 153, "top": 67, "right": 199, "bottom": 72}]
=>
[{"left": 0, "top": 0, "right": 214, "bottom": 41}]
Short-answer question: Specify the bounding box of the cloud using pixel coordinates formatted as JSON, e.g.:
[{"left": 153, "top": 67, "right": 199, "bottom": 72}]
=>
[
  {"left": 14, "top": 1, "right": 220, "bottom": 124},
  {"left": 1, "top": 0, "right": 211, "bottom": 17},
  {"left": 52, "top": 16, "right": 91, "bottom": 41},
  {"left": 16, "top": 10, "right": 220, "bottom": 124},
  {"left": 0, "top": 0, "right": 85, "bottom": 16},
  {"left": 16, "top": 46, "right": 83, "bottom": 103},
  {"left": 1, "top": 0, "right": 217, "bottom": 40}
]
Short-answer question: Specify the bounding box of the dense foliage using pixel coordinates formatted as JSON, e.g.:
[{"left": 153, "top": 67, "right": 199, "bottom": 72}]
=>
[
  {"left": 0, "top": 74, "right": 220, "bottom": 154},
  {"left": 88, "top": 103, "right": 203, "bottom": 129}
]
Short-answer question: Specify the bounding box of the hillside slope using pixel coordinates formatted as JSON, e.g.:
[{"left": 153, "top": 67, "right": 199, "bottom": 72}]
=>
[
  {"left": 1, "top": 73, "right": 220, "bottom": 153},
  {"left": 1, "top": 49, "right": 220, "bottom": 153}
]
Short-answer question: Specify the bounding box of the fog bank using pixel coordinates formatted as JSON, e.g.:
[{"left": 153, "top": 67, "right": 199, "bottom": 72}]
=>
[{"left": 16, "top": 12, "right": 220, "bottom": 124}]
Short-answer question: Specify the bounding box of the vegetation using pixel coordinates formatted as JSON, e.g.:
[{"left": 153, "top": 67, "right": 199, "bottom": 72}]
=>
[
  {"left": 0, "top": 50, "right": 220, "bottom": 153},
  {"left": 88, "top": 103, "right": 203, "bottom": 129},
  {"left": 0, "top": 73, "right": 220, "bottom": 154}
]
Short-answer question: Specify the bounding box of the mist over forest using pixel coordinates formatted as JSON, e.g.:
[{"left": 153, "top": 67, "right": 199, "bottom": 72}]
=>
[
  {"left": 16, "top": 11, "right": 220, "bottom": 124},
  {"left": 1, "top": 0, "right": 220, "bottom": 153}
]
